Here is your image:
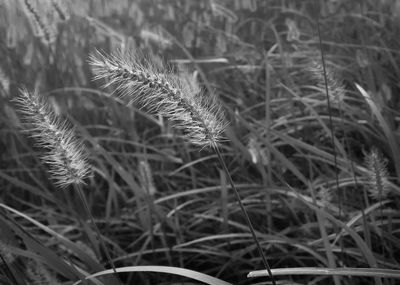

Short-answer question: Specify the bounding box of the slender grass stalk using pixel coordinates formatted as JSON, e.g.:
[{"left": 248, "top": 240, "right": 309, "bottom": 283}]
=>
[
  {"left": 0, "top": 257, "right": 17, "bottom": 285},
  {"left": 74, "top": 183, "right": 123, "bottom": 285},
  {"left": 314, "top": 0, "right": 341, "bottom": 219},
  {"left": 263, "top": 51, "right": 273, "bottom": 231},
  {"left": 89, "top": 50, "right": 276, "bottom": 284},
  {"left": 313, "top": 4, "right": 348, "bottom": 278},
  {"left": 213, "top": 145, "right": 275, "bottom": 285},
  {"left": 309, "top": 181, "right": 340, "bottom": 285}
]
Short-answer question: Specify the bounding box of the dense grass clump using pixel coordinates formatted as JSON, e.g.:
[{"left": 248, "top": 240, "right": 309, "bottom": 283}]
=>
[{"left": 1, "top": 1, "right": 400, "bottom": 285}]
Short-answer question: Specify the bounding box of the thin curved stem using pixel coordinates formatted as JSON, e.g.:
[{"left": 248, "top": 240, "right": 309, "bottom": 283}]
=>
[
  {"left": 213, "top": 144, "right": 276, "bottom": 285},
  {"left": 74, "top": 184, "right": 123, "bottom": 285},
  {"left": 314, "top": 0, "right": 341, "bottom": 218},
  {"left": 0, "top": 254, "right": 18, "bottom": 285}
]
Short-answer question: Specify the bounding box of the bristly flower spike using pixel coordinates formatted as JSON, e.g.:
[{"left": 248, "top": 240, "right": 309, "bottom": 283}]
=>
[
  {"left": 15, "top": 89, "right": 122, "bottom": 284},
  {"left": 14, "top": 88, "right": 90, "bottom": 188},
  {"left": 365, "top": 148, "right": 390, "bottom": 200},
  {"left": 89, "top": 50, "right": 227, "bottom": 148},
  {"left": 308, "top": 60, "right": 345, "bottom": 104}
]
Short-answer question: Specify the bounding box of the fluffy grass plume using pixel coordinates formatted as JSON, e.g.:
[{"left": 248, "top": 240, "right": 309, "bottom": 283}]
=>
[
  {"left": 14, "top": 88, "right": 90, "bottom": 188},
  {"left": 89, "top": 50, "right": 227, "bottom": 148},
  {"left": 308, "top": 60, "right": 345, "bottom": 103},
  {"left": 365, "top": 148, "right": 390, "bottom": 200}
]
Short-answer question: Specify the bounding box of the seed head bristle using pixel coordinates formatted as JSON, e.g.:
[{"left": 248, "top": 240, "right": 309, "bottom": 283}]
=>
[
  {"left": 365, "top": 148, "right": 390, "bottom": 200},
  {"left": 309, "top": 60, "right": 345, "bottom": 104},
  {"left": 14, "top": 88, "right": 90, "bottom": 188},
  {"left": 89, "top": 50, "right": 227, "bottom": 148}
]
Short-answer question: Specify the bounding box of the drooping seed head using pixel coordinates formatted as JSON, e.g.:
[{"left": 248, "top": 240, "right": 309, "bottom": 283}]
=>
[
  {"left": 365, "top": 148, "right": 390, "bottom": 200},
  {"left": 89, "top": 50, "right": 227, "bottom": 148},
  {"left": 14, "top": 88, "right": 90, "bottom": 188},
  {"left": 308, "top": 60, "right": 345, "bottom": 104}
]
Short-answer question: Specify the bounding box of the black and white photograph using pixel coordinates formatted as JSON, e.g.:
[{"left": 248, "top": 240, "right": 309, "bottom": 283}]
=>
[{"left": 0, "top": 1, "right": 399, "bottom": 284}]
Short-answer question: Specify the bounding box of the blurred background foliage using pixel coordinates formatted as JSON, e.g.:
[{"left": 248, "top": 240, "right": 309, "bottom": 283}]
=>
[{"left": 1, "top": 0, "right": 400, "bottom": 284}]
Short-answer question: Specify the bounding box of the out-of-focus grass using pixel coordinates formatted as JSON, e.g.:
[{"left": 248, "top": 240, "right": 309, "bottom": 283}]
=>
[{"left": 0, "top": 0, "right": 400, "bottom": 284}]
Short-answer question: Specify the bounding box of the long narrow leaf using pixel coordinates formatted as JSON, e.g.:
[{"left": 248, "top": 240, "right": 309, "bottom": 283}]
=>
[{"left": 72, "top": 265, "right": 232, "bottom": 285}]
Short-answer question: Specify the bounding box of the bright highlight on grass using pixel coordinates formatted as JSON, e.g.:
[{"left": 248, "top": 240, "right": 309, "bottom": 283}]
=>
[
  {"left": 89, "top": 50, "right": 227, "bottom": 148},
  {"left": 14, "top": 88, "right": 90, "bottom": 188}
]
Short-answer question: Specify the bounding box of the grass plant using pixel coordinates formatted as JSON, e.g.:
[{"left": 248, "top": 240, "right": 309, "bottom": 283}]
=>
[
  {"left": 13, "top": 88, "right": 122, "bottom": 285},
  {"left": 89, "top": 49, "right": 276, "bottom": 284},
  {"left": 1, "top": 1, "right": 400, "bottom": 285}
]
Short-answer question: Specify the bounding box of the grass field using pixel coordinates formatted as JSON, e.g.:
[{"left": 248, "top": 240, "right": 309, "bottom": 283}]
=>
[{"left": 1, "top": 0, "right": 400, "bottom": 284}]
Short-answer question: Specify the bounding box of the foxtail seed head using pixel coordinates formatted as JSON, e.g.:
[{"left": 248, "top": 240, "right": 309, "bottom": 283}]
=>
[
  {"left": 308, "top": 60, "right": 345, "bottom": 104},
  {"left": 365, "top": 148, "right": 390, "bottom": 200},
  {"left": 14, "top": 89, "right": 90, "bottom": 188},
  {"left": 89, "top": 50, "right": 227, "bottom": 148}
]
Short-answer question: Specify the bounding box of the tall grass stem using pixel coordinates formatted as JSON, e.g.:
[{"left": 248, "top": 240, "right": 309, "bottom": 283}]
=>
[
  {"left": 213, "top": 144, "right": 276, "bottom": 285},
  {"left": 73, "top": 184, "right": 123, "bottom": 285},
  {"left": 314, "top": 0, "right": 341, "bottom": 218}
]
